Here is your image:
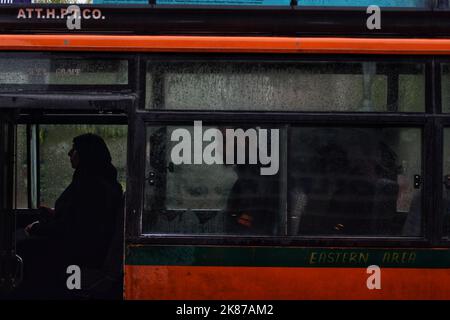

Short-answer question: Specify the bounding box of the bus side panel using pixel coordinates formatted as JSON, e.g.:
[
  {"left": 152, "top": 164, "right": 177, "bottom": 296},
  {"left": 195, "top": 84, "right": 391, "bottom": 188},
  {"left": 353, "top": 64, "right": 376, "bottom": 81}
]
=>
[
  {"left": 124, "top": 245, "right": 450, "bottom": 300},
  {"left": 124, "top": 265, "right": 450, "bottom": 300}
]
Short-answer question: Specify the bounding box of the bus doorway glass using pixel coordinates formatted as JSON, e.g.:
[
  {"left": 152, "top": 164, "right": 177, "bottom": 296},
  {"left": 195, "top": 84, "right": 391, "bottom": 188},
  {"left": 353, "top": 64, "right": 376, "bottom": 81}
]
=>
[
  {"left": 11, "top": 120, "right": 128, "bottom": 300},
  {"left": 0, "top": 53, "right": 131, "bottom": 299}
]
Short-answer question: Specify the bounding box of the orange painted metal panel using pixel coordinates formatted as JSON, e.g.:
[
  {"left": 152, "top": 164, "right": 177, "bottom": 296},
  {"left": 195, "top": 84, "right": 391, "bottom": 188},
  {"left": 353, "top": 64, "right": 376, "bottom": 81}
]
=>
[
  {"left": 124, "top": 265, "right": 450, "bottom": 300},
  {"left": 1, "top": 35, "right": 450, "bottom": 54}
]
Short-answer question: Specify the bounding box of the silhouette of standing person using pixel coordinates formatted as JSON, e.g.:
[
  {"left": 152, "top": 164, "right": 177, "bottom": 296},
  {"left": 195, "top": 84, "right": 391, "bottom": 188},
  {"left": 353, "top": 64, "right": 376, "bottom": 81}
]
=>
[{"left": 20, "top": 133, "right": 124, "bottom": 299}]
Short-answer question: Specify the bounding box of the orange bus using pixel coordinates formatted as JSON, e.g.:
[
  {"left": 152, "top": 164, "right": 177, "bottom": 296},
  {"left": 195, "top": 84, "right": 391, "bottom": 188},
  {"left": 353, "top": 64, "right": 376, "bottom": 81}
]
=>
[{"left": 1, "top": 0, "right": 450, "bottom": 300}]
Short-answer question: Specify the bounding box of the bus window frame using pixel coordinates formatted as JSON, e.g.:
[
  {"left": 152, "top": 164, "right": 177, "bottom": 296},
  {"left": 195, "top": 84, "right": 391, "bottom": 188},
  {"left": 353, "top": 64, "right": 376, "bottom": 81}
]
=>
[
  {"left": 0, "top": 52, "right": 136, "bottom": 93},
  {"left": 2, "top": 52, "right": 446, "bottom": 248},
  {"left": 142, "top": 53, "right": 429, "bottom": 113},
  {"left": 436, "top": 117, "right": 450, "bottom": 244},
  {"left": 435, "top": 58, "right": 450, "bottom": 244},
  {"left": 135, "top": 114, "right": 432, "bottom": 247},
  {"left": 131, "top": 53, "right": 436, "bottom": 247},
  {"left": 15, "top": 112, "right": 129, "bottom": 211},
  {"left": 0, "top": 51, "right": 137, "bottom": 211}
]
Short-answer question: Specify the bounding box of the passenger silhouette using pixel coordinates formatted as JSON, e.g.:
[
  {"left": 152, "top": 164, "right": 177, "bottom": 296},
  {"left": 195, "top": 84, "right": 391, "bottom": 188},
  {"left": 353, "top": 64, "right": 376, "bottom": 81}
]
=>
[
  {"left": 19, "top": 133, "right": 124, "bottom": 299},
  {"left": 222, "top": 126, "right": 280, "bottom": 236},
  {"left": 225, "top": 164, "right": 279, "bottom": 235}
]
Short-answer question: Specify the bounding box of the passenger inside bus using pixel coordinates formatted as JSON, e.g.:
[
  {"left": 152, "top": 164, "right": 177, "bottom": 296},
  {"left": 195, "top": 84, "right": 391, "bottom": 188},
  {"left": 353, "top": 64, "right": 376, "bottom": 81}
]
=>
[
  {"left": 144, "top": 125, "right": 282, "bottom": 236},
  {"left": 289, "top": 128, "right": 404, "bottom": 236},
  {"left": 225, "top": 163, "right": 279, "bottom": 235},
  {"left": 144, "top": 125, "right": 420, "bottom": 237},
  {"left": 222, "top": 127, "right": 280, "bottom": 235},
  {"left": 15, "top": 133, "right": 124, "bottom": 299}
]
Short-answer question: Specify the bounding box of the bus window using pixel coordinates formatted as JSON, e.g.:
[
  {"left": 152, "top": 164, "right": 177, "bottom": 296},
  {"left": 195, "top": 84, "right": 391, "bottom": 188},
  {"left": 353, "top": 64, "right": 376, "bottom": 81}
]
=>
[
  {"left": 289, "top": 127, "right": 422, "bottom": 236},
  {"left": 16, "top": 125, "right": 28, "bottom": 209},
  {"left": 146, "top": 61, "right": 424, "bottom": 112},
  {"left": 143, "top": 123, "right": 422, "bottom": 237},
  {"left": 399, "top": 72, "right": 425, "bottom": 112},
  {"left": 0, "top": 57, "right": 128, "bottom": 88},
  {"left": 38, "top": 125, "right": 127, "bottom": 207},
  {"left": 16, "top": 124, "right": 128, "bottom": 209},
  {"left": 143, "top": 125, "right": 285, "bottom": 235}
]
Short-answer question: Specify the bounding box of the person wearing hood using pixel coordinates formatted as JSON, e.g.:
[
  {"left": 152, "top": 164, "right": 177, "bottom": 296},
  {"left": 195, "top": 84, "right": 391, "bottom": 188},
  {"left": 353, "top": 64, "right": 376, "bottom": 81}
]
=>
[{"left": 22, "top": 133, "right": 124, "bottom": 297}]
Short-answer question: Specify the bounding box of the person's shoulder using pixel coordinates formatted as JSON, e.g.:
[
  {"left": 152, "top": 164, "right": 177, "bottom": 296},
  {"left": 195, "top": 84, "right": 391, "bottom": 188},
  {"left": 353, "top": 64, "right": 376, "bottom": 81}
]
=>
[
  {"left": 73, "top": 174, "right": 122, "bottom": 193},
  {"left": 72, "top": 175, "right": 105, "bottom": 193}
]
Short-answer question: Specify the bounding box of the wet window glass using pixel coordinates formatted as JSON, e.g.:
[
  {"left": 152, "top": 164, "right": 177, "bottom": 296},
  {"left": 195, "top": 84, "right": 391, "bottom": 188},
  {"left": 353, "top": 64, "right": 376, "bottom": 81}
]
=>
[
  {"left": 0, "top": 58, "right": 128, "bottom": 87},
  {"left": 146, "top": 61, "right": 424, "bottom": 112},
  {"left": 39, "top": 125, "right": 127, "bottom": 207},
  {"left": 143, "top": 124, "right": 285, "bottom": 235},
  {"left": 143, "top": 124, "right": 422, "bottom": 236},
  {"left": 442, "top": 64, "right": 450, "bottom": 113},
  {"left": 289, "top": 127, "right": 422, "bottom": 236},
  {"left": 15, "top": 125, "right": 28, "bottom": 209}
]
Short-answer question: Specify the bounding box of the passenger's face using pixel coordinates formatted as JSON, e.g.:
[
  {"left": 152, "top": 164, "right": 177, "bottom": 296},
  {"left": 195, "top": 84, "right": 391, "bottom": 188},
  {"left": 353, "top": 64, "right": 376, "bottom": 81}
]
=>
[{"left": 68, "top": 146, "right": 80, "bottom": 169}]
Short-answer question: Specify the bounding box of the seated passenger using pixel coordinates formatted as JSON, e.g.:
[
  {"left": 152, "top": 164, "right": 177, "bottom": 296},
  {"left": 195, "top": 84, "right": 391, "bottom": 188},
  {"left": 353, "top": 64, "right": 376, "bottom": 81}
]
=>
[
  {"left": 225, "top": 164, "right": 279, "bottom": 235},
  {"left": 18, "top": 133, "right": 123, "bottom": 298},
  {"left": 327, "top": 140, "right": 400, "bottom": 235},
  {"left": 292, "top": 129, "right": 400, "bottom": 236}
]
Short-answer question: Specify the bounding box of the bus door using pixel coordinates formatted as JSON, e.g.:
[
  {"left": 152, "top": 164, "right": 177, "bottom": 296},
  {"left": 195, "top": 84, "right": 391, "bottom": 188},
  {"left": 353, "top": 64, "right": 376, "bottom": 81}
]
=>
[
  {"left": 10, "top": 106, "right": 130, "bottom": 299},
  {"left": 0, "top": 54, "right": 134, "bottom": 299},
  {"left": 0, "top": 110, "right": 22, "bottom": 292}
]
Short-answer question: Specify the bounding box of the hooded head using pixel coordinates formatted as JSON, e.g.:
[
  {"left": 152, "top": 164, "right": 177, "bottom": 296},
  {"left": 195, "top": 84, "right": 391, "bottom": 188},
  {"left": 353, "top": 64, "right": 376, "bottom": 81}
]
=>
[{"left": 69, "top": 133, "right": 118, "bottom": 183}]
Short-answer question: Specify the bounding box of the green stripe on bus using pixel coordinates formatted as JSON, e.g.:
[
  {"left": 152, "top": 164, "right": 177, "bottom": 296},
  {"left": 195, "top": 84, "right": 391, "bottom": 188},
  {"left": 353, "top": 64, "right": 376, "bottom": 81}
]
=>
[{"left": 126, "top": 246, "right": 450, "bottom": 268}]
